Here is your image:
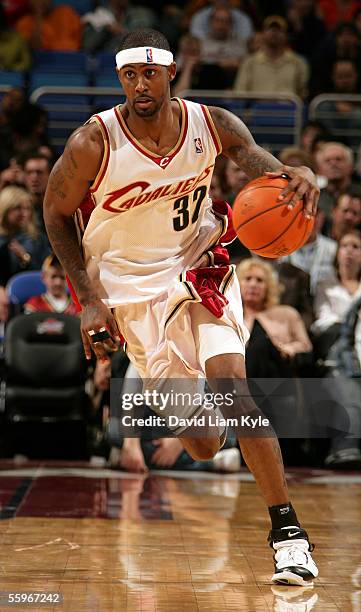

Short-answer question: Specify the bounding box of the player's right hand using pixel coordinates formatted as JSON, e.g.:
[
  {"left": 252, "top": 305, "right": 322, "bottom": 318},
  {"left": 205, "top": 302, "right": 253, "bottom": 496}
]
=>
[
  {"left": 80, "top": 297, "right": 120, "bottom": 360},
  {"left": 119, "top": 443, "right": 148, "bottom": 473}
]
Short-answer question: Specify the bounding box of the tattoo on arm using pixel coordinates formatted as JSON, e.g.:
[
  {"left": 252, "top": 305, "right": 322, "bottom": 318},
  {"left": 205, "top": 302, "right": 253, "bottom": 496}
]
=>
[
  {"left": 49, "top": 167, "right": 66, "bottom": 199},
  {"left": 45, "top": 213, "right": 97, "bottom": 304},
  {"left": 211, "top": 106, "right": 282, "bottom": 178}
]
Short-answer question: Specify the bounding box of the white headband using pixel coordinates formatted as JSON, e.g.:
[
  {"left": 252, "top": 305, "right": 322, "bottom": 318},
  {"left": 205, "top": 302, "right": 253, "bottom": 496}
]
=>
[{"left": 116, "top": 46, "right": 174, "bottom": 69}]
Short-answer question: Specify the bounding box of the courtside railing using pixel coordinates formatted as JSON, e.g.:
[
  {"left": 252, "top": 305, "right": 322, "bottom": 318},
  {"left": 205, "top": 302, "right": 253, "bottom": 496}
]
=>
[
  {"left": 179, "top": 90, "right": 304, "bottom": 153},
  {"left": 309, "top": 94, "right": 361, "bottom": 153},
  {"left": 30, "top": 86, "right": 303, "bottom": 154}
]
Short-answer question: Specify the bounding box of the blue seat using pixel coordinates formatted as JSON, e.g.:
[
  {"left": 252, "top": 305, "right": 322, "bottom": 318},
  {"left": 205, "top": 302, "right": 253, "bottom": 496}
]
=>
[
  {"left": 7, "top": 271, "right": 46, "bottom": 309},
  {"left": 30, "top": 71, "right": 89, "bottom": 91},
  {"left": 96, "top": 52, "right": 116, "bottom": 73},
  {"left": 33, "top": 51, "right": 89, "bottom": 73},
  {"left": 94, "top": 72, "right": 121, "bottom": 88},
  {"left": 249, "top": 101, "right": 296, "bottom": 127},
  {"left": 52, "top": 0, "right": 92, "bottom": 15},
  {"left": 0, "top": 71, "right": 25, "bottom": 87}
]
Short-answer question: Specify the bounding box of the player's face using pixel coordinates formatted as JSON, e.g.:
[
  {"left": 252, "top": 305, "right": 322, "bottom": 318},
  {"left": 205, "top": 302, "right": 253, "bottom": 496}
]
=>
[
  {"left": 239, "top": 266, "right": 268, "bottom": 308},
  {"left": 119, "top": 63, "right": 176, "bottom": 118}
]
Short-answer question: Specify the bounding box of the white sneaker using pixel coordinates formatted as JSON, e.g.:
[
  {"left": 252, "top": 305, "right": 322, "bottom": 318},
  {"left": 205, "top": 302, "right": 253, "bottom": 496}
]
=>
[
  {"left": 269, "top": 528, "right": 319, "bottom": 586},
  {"left": 212, "top": 448, "right": 241, "bottom": 472}
]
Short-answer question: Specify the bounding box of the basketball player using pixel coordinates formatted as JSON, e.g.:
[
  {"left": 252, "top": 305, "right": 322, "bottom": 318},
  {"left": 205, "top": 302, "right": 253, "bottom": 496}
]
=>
[{"left": 43, "top": 29, "right": 319, "bottom": 585}]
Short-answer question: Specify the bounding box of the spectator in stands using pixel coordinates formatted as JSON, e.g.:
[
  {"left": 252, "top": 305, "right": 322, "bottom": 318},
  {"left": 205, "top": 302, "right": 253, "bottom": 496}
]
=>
[
  {"left": 279, "top": 146, "right": 314, "bottom": 169},
  {"left": 82, "top": 0, "right": 157, "bottom": 54},
  {"left": 20, "top": 151, "right": 51, "bottom": 231},
  {"left": 196, "top": 6, "right": 249, "bottom": 86},
  {"left": 233, "top": 15, "right": 310, "bottom": 99},
  {"left": 251, "top": 254, "right": 314, "bottom": 329},
  {"left": 3, "top": 0, "right": 30, "bottom": 26},
  {"left": 322, "top": 292, "right": 361, "bottom": 469},
  {"left": 319, "top": 59, "right": 361, "bottom": 137},
  {"left": 189, "top": 0, "right": 253, "bottom": 43},
  {"left": 0, "top": 87, "right": 26, "bottom": 171},
  {"left": 300, "top": 120, "right": 332, "bottom": 155},
  {"left": 0, "top": 3, "right": 31, "bottom": 71},
  {"left": 237, "top": 258, "right": 312, "bottom": 379},
  {"left": 0, "top": 186, "right": 50, "bottom": 286},
  {"left": 24, "top": 253, "right": 78, "bottom": 314},
  {"left": 224, "top": 158, "right": 249, "bottom": 204},
  {"left": 0, "top": 157, "right": 24, "bottom": 191},
  {"left": 281, "top": 209, "right": 337, "bottom": 295},
  {"left": 312, "top": 229, "right": 361, "bottom": 335},
  {"left": 316, "top": 0, "right": 361, "bottom": 31},
  {"left": 172, "top": 33, "right": 229, "bottom": 94},
  {"left": 325, "top": 191, "right": 361, "bottom": 241},
  {"left": 275, "top": 261, "right": 314, "bottom": 330},
  {"left": 209, "top": 172, "right": 224, "bottom": 200},
  {"left": 311, "top": 229, "right": 361, "bottom": 468},
  {"left": 310, "top": 22, "right": 361, "bottom": 97},
  {"left": 330, "top": 58, "right": 360, "bottom": 94},
  {"left": 0, "top": 285, "right": 8, "bottom": 322},
  {"left": 238, "top": 258, "right": 312, "bottom": 352},
  {"left": 286, "top": 0, "right": 327, "bottom": 59},
  {"left": 15, "top": 0, "right": 82, "bottom": 51},
  {"left": 0, "top": 101, "right": 50, "bottom": 172},
  {"left": 316, "top": 141, "right": 359, "bottom": 219}
]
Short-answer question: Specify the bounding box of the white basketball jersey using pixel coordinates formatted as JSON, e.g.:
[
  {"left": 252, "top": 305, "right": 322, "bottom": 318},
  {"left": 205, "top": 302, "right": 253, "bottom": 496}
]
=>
[{"left": 82, "top": 98, "right": 224, "bottom": 307}]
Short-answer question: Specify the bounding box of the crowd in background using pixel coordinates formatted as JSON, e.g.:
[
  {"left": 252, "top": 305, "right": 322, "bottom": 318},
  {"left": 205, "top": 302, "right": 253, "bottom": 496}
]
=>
[{"left": 1, "top": 0, "right": 361, "bottom": 471}]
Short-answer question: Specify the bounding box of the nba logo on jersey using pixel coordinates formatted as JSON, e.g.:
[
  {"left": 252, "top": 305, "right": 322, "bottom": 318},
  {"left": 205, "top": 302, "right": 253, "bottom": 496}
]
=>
[
  {"left": 194, "top": 138, "right": 203, "bottom": 154},
  {"left": 146, "top": 48, "right": 153, "bottom": 63}
]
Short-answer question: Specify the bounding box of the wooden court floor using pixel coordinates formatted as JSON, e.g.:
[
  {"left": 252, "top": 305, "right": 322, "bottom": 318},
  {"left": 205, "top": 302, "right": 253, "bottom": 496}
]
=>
[{"left": 0, "top": 463, "right": 360, "bottom": 611}]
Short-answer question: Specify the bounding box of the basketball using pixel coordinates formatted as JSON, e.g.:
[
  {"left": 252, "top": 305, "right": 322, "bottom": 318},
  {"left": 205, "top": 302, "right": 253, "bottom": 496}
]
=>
[{"left": 232, "top": 175, "right": 315, "bottom": 258}]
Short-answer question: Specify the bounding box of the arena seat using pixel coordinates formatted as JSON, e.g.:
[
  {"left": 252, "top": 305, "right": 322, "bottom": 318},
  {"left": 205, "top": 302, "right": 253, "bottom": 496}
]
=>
[
  {"left": 0, "top": 71, "right": 25, "bottom": 87},
  {"left": 52, "top": 0, "right": 93, "bottom": 15},
  {"left": 3, "top": 313, "right": 90, "bottom": 458},
  {"left": 94, "top": 53, "right": 120, "bottom": 88},
  {"left": 7, "top": 271, "right": 46, "bottom": 316}
]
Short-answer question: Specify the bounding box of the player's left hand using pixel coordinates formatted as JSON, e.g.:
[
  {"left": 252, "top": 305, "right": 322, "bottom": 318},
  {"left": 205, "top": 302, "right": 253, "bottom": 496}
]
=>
[
  {"left": 151, "top": 438, "right": 183, "bottom": 468},
  {"left": 265, "top": 165, "right": 320, "bottom": 218}
]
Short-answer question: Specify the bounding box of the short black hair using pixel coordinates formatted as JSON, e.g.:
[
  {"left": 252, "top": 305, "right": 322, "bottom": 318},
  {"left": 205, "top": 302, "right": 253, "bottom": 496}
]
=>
[{"left": 118, "top": 28, "right": 170, "bottom": 52}]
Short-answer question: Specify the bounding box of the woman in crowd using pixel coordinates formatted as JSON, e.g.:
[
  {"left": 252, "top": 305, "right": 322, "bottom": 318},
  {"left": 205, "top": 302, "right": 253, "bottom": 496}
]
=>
[
  {"left": 312, "top": 229, "right": 361, "bottom": 336},
  {"left": 0, "top": 185, "right": 50, "bottom": 287},
  {"left": 312, "top": 229, "right": 361, "bottom": 469},
  {"left": 237, "top": 258, "right": 312, "bottom": 368},
  {"left": 236, "top": 258, "right": 313, "bottom": 454}
]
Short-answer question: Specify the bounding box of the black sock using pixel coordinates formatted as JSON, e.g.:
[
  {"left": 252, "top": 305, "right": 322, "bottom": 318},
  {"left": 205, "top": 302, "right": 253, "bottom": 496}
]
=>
[{"left": 268, "top": 502, "right": 300, "bottom": 530}]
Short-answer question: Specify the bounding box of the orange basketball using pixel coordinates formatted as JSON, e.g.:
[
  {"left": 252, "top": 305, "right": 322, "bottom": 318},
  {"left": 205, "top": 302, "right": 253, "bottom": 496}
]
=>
[{"left": 232, "top": 176, "right": 314, "bottom": 258}]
